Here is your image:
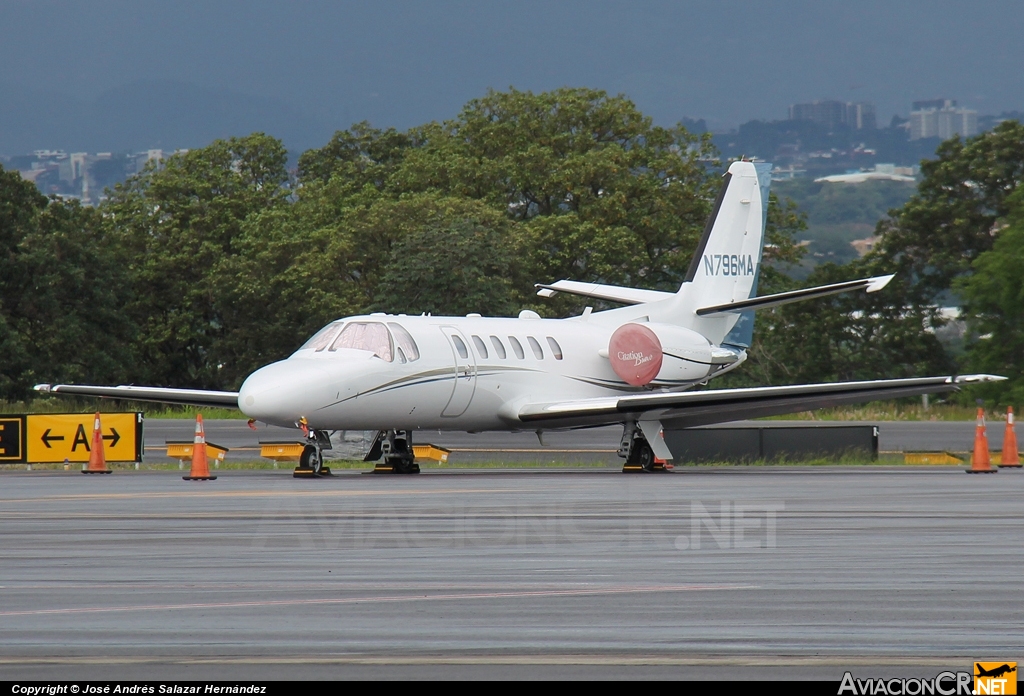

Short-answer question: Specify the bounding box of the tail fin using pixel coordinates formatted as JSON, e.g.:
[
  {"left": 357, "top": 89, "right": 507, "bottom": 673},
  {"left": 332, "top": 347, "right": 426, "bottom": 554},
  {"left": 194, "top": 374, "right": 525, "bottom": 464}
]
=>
[{"left": 673, "top": 160, "right": 772, "bottom": 346}]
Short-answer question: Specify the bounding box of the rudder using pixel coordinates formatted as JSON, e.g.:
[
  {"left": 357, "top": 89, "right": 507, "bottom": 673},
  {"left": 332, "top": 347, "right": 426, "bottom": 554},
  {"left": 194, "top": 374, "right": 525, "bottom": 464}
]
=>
[{"left": 674, "top": 160, "right": 771, "bottom": 346}]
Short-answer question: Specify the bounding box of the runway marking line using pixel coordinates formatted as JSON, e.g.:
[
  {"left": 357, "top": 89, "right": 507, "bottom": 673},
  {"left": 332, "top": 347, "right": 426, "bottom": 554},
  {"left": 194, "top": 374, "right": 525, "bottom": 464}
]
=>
[
  {"left": 0, "top": 487, "right": 530, "bottom": 504},
  {"left": 0, "top": 655, "right": 984, "bottom": 667},
  {"left": 141, "top": 446, "right": 617, "bottom": 454},
  {"left": 0, "top": 584, "right": 756, "bottom": 618},
  {"left": 445, "top": 448, "right": 617, "bottom": 453}
]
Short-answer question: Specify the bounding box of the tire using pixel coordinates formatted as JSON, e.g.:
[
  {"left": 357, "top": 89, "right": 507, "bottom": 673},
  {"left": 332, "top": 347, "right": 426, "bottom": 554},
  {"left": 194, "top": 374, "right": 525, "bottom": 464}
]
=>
[
  {"left": 300, "top": 445, "right": 322, "bottom": 474},
  {"left": 633, "top": 440, "right": 656, "bottom": 472}
]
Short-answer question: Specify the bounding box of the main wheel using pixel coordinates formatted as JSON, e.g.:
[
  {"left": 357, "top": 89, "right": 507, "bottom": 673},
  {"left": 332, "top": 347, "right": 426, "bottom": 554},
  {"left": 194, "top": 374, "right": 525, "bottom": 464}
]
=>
[
  {"left": 629, "top": 439, "right": 656, "bottom": 472},
  {"left": 300, "top": 445, "right": 322, "bottom": 474}
]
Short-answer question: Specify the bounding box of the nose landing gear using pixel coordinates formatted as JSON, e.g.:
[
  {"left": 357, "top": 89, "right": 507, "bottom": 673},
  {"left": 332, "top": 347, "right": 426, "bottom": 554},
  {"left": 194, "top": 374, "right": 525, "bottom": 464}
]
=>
[{"left": 294, "top": 428, "right": 334, "bottom": 478}]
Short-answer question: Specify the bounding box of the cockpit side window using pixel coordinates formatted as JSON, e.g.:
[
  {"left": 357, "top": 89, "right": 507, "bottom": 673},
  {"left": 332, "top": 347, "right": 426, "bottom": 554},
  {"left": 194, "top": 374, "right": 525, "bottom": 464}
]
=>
[
  {"left": 329, "top": 322, "right": 393, "bottom": 361},
  {"left": 300, "top": 322, "right": 343, "bottom": 352},
  {"left": 388, "top": 323, "right": 420, "bottom": 362}
]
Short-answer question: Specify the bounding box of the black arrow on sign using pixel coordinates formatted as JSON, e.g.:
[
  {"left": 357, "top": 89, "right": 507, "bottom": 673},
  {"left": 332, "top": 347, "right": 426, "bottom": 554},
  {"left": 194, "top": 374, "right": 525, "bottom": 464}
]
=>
[
  {"left": 41, "top": 429, "right": 65, "bottom": 448},
  {"left": 102, "top": 428, "right": 120, "bottom": 448}
]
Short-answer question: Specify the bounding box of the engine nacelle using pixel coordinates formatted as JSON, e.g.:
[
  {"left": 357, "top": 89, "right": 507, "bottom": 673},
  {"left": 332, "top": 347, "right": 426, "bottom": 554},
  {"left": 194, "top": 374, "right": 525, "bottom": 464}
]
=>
[{"left": 608, "top": 322, "right": 713, "bottom": 386}]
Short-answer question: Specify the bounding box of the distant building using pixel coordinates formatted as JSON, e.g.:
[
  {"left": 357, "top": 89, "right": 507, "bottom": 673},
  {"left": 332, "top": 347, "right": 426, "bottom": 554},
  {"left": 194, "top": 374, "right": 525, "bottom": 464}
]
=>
[
  {"left": 814, "top": 164, "right": 917, "bottom": 184},
  {"left": 131, "top": 149, "right": 167, "bottom": 174},
  {"left": 912, "top": 99, "right": 950, "bottom": 111},
  {"left": 771, "top": 164, "right": 807, "bottom": 181},
  {"left": 909, "top": 99, "right": 977, "bottom": 140},
  {"left": 845, "top": 102, "right": 876, "bottom": 130},
  {"left": 789, "top": 100, "right": 876, "bottom": 130}
]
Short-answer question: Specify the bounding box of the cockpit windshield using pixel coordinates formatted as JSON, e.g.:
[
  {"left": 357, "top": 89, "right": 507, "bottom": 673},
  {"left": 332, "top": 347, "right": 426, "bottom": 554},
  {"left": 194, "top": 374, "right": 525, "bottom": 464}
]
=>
[
  {"left": 329, "top": 322, "right": 393, "bottom": 361},
  {"left": 299, "top": 322, "right": 343, "bottom": 352}
]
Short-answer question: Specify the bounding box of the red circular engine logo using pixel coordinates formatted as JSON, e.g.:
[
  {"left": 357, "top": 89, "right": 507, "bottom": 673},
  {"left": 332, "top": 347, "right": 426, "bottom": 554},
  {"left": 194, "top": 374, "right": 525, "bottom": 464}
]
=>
[{"left": 608, "top": 323, "right": 663, "bottom": 386}]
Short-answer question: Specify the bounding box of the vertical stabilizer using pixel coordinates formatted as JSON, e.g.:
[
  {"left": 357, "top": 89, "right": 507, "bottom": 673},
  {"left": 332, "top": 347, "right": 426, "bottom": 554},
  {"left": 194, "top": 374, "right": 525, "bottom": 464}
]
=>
[{"left": 671, "top": 160, "right": 772, "bottom": 346}]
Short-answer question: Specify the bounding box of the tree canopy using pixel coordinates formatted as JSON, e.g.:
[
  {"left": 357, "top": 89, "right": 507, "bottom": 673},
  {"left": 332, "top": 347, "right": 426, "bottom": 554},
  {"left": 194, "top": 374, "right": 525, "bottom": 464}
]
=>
[
  {"left": 1, "top": 88, "right": 737, "bottom": 397},
  {"left": 2, "top": 86, "right": 1020, "bottom": 407}
]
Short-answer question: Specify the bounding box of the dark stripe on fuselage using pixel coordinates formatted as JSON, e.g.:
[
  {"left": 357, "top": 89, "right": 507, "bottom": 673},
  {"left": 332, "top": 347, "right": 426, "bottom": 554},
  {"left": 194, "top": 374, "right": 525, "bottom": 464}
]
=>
[
  {"left": 314, "top": 364, "right": 544, "bottom": 411},
  {"left": 663, "top": 351, "right": 714, "bottom": 367}
]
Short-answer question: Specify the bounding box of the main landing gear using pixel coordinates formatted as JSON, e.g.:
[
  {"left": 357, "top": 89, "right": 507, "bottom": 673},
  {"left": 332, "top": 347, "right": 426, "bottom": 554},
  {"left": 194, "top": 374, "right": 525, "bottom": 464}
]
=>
[
  {"left": 294, "top": 428, "right": 333, "bottom": 478},
  {"left": 619, "top": 422, "right": 670, "bottom": 473},
  {"left": 365, "top": 429, "right": 420, "bottom": 474}
]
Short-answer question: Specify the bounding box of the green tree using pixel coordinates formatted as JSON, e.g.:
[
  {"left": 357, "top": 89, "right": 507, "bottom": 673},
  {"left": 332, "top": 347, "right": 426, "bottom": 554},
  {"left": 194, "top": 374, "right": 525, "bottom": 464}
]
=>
[
  {"left": 391, "top": 87, "right": 719, "bottom": 303},
  {"left": 737, "top": 122, "right": 1024, "bottom": 388},
  {"left": 291, "top": 88, "right": 721, "bottom": 320},
  {"left": 372, "top": 217, "right": 517, "bottom": 316},
  {"left": 870, "top": 120, "right": 1024, "bottom": 304},
  {"left": 717, "top": 192, "right": 813, "bottom": 386},
  {"left": 957, "top": 186, "right": 1024, "bottom": 405},
  {"left": 0, "top": 165, "right": 135, "bottom": 400},
  {"left": 103, "top": 133, "right": 291, "bottom": 388},
  {"left": 0, "top": 165, "right": 45, "bottom": 399},
  {"left": 297, "top": 121, "right": 414, "bottom": 192}
]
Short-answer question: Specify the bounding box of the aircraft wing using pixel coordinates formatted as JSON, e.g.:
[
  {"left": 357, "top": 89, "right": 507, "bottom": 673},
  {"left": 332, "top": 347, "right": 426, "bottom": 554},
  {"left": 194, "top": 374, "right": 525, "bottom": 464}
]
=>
[
  {"left": 535, "top": 280, "right": 674, "bottom": 305},
  {"left": 34, "top": 383, "right": 240, "bottom": 409},
  {"left": 517, "top": 375, "right": 1004, "bottom": 429},
  {"left": 695, "top": 274, "right": 895, "bottom": 316}
]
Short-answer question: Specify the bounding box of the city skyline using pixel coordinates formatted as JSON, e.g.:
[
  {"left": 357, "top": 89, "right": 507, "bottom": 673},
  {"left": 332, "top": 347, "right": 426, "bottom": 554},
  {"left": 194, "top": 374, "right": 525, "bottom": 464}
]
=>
[{"left": 1, "top": 1, "right": 1021, "bottom": 154}]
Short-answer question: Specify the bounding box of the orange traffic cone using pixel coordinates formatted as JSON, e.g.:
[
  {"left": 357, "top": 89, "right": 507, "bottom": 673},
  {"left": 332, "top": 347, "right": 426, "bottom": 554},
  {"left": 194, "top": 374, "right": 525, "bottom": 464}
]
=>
[
  {"left": 82, "top": 412, "right": 112, "bottom": 474},
  {"left": 967, "top": 407, "right": 997, "bottom": 474},
  {"left": 183, "top": 414, "right": 216, "bottom": 481},
  {"left": 999, "top": 406, "right": 1020, "bottom": 469}
]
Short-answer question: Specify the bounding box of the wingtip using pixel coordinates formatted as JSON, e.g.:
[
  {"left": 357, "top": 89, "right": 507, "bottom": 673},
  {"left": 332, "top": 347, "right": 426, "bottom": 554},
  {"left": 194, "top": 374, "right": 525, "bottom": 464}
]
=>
[
  {"left": 953, "top": 374, "right": 1008, "bottom": 383},
  {"left": 865, "top": 274, "right": 896, "bottom": 293}
]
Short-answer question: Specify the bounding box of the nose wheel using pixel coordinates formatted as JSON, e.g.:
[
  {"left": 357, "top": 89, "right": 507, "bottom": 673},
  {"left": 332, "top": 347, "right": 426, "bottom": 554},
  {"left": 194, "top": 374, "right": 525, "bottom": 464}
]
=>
[
  {"left": 300, "top": 445, "right": 323, "bottom": 474},
  {"left": 294, "top": 429, "right": 333, "bottom": 478}
]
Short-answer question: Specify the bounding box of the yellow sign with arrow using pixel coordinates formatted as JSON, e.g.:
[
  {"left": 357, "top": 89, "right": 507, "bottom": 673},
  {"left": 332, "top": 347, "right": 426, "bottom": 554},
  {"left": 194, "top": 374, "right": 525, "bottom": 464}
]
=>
[{"left": 25, "top": 413, "right": 143, "bottom": 463}]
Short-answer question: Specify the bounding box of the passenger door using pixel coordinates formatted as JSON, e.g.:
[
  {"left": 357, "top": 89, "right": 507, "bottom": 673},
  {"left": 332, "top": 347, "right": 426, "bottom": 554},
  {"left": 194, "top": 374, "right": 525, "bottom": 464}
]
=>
[{"left": 440, "top": 326, "right": 476, "bottom": 417}]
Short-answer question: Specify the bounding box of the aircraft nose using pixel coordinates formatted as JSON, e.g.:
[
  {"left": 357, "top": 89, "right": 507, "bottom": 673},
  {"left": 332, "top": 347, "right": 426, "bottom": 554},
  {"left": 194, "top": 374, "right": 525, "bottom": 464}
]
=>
[{"left": 238, "top": 359, "right": 334, "bottom": 426}]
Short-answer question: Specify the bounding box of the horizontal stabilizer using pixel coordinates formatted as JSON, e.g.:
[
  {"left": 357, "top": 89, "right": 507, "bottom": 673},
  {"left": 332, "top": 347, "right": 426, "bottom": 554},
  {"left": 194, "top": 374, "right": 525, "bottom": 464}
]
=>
[
  {"left": 536, "top": 280, "right": 673, "bottom": 306},
  {"left": 518, "top": 374, "right": 1004, "bottom": 429},
  {"left": 34, "top": 383, "right": 240, "bottom": 409},
  {"left": 695, "top": 274, "right": 895, "bottom": 317}
]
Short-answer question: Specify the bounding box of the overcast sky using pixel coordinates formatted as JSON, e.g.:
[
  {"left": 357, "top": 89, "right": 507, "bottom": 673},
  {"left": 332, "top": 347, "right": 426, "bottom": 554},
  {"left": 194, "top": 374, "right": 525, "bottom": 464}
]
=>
[{"left": 1, "top": 0, "right": 1021, "bottom": 151}]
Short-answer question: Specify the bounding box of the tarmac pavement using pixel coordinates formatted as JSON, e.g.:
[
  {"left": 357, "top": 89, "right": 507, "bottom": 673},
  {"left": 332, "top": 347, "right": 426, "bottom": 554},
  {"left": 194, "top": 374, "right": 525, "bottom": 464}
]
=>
[
  {"left": 137, "top": 419, "right": 991, "bottom": 465},
  {"left": 0, "top": 467, "right": 1021, "bottom": 680}
]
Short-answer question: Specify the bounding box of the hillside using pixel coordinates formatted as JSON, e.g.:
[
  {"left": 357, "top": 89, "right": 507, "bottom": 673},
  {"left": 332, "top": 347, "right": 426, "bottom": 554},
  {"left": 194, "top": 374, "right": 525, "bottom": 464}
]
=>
[{"left": 773, "top": 178, "right": 917, "bottom": 275}]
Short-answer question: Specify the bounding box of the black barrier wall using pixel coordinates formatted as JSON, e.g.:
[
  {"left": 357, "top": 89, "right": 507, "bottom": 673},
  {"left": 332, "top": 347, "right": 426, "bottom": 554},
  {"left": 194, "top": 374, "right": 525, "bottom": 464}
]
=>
[{"left": 664, "top": 425, "right": 879, "bottom": 463}]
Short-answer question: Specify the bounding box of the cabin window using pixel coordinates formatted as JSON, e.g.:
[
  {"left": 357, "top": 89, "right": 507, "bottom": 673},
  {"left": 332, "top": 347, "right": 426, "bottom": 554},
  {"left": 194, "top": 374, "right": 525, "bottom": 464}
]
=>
[
  {"left": 329, "top": 322, "right": 393, "bottom": 362},
  {"left": 300, "top": 322, "right": 343, "bottom": 352},
  {"left": 452, "top": 335, "right": 469, "bottom": 359},
  {"left": 508, "top": 336, "right": 525, "bottom": 359},
  {"left": 546, "top": 336, "right": 563, "bottom": 360},
  {"left": 471, "top": 335, "right": 489, "bottom": 359},
  {"left": 489, "top": 335, "right": 507, "bottom": 359},
  {"left": 527, "top": 336, "right": 544, "bottom": 359},
  {"left": 388, "top": 323, "right": 420, "bottom": 361}
]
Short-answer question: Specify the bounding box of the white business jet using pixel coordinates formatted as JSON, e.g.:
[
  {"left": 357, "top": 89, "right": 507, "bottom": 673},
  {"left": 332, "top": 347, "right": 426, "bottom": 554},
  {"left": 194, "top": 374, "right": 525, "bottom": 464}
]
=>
[{"left": 36, "top": 161, "right": 1001, "bottom": 473}]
